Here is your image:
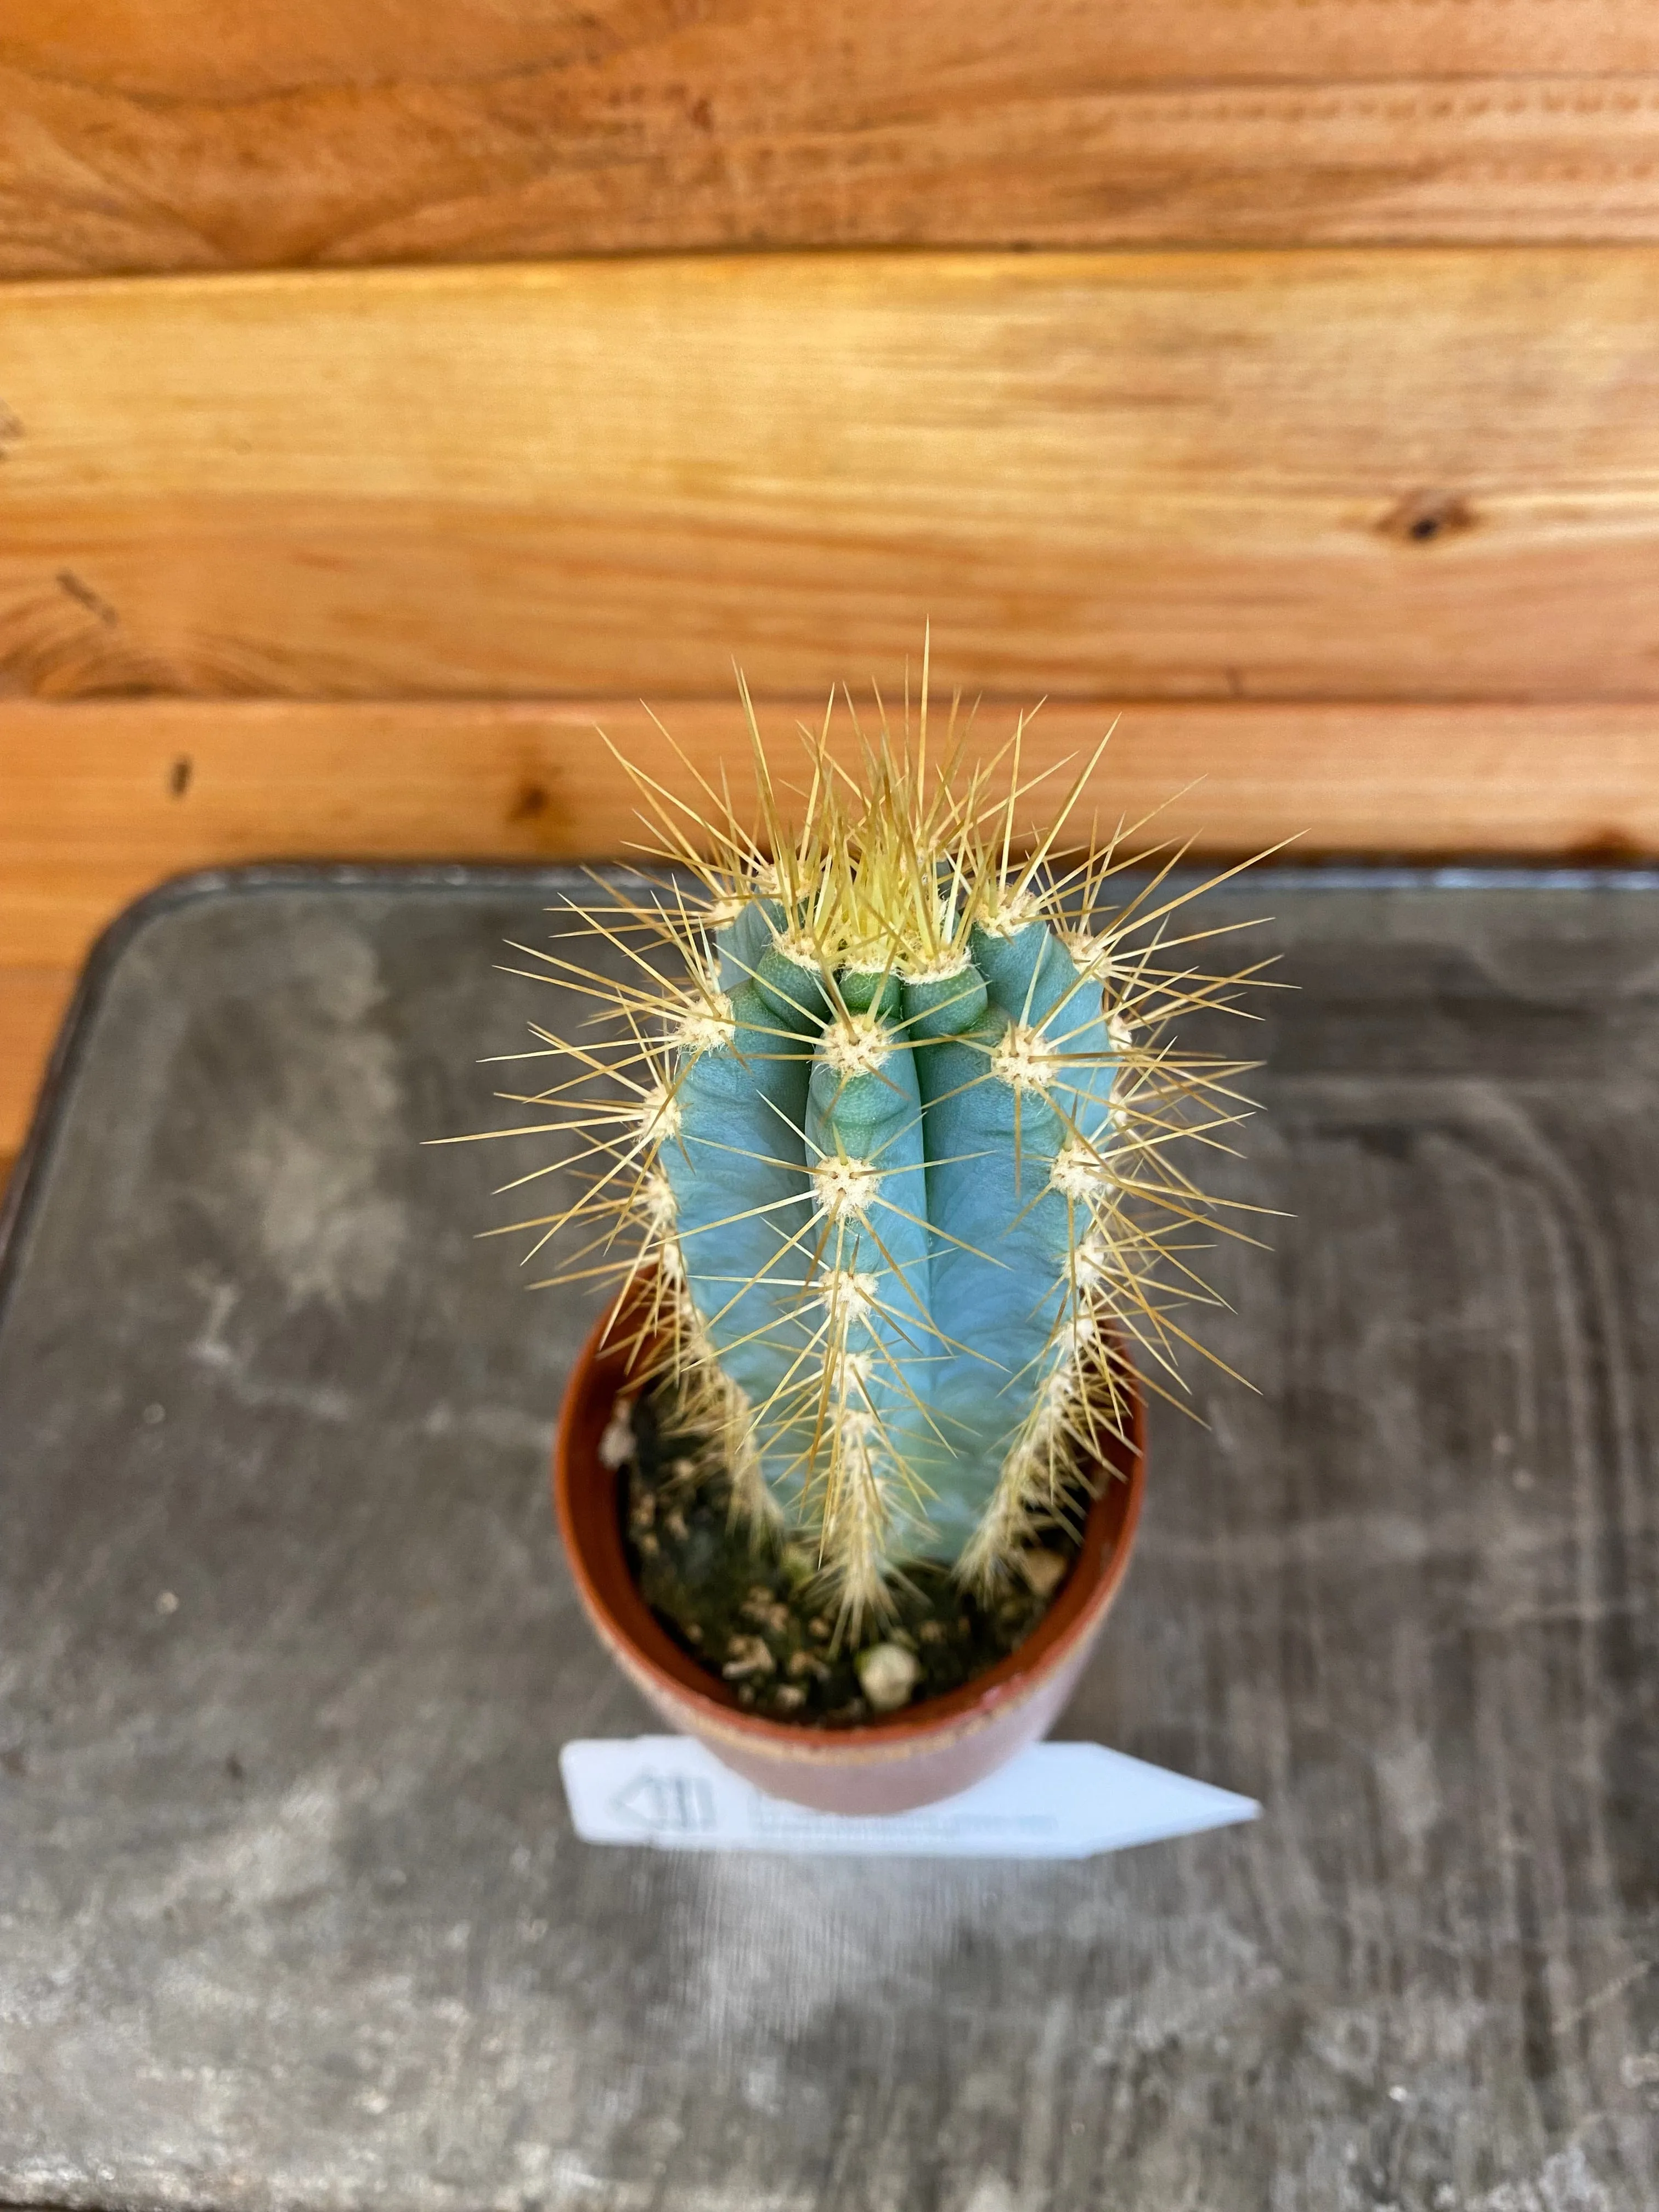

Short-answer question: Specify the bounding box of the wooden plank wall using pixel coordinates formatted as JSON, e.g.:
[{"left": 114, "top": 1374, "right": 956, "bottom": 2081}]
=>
[
  {"left": 3, "top": 3, "right": 1659, "bottom": 1177},
  {"left": 5, "top": 3, "right": 1659, "bottom": 270}
]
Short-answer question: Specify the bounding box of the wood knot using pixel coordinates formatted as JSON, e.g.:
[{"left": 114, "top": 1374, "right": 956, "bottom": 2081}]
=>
[
  {"left": 1378, "top": 490, "right": 1476, "bottom": 545},
  {"left": 509, "top": 781, "right": 550, "bottom": 822}
]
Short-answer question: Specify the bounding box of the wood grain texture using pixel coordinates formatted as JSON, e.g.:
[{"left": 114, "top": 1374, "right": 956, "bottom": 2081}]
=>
[
  {"left": 5, "top": 691, "right": 1659, "bottom": 1155},
  {"left": 4, "top": 3, "right": 1659, "bottom": 275},
  {"left": 8, "top": 694, "right": 1659, "bottom": 966},
  {"left": 6, "top": 251, "right": 1659, "bottom": 704},
  {"left": 0, "top": 968, "right": 72, "bottom": 1164}
]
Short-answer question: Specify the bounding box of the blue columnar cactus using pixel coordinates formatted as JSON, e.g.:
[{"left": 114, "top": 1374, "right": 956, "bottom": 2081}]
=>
[{"left": 493, "top": 682, "right": 1258, "bottom": 1624}]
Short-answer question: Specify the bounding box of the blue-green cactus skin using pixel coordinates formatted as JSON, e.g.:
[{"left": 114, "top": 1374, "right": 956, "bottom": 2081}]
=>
[{"left": 659, "top": 904, "right": 1119, "bottom": 1567}]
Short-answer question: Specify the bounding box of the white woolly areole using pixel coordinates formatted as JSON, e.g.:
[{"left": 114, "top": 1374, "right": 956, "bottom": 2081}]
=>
[
  {"left": 820, "top": 1013, "right": 893, "bottom": 1077},
  {"left": 977, "top": 886, "right": 1043, "bottom": 940},
  {"left": 1064, "top": 1307, "right": 1102, "bottom": 1356},
  {"left": 1064, "top": 926, "right": 1130, "bottom": 983},
  {"left": 812, "top": 1155, "right": 881, "bottom": 1221},
  {"left": 899, "top": 942, "right": 973, "bottom": 984},
  {"left": 1049, "top": 1138, "right": 1114, "bottom": 1200},
  {"left": 639, "top": 1167, "right": 677, "bottom": 1226},
  {"left": 834, "top": 1402, "right": 884, "bottom": 1449},
  {"left": 1042, "top": 1355, "right": 1079, "bottom": 1409},
  {"left": 674, "top": 992, "right": 735, "bottom": 1054},
  {"left": 771, "top": 928, "right": 822, "bottom": 972},
  {"left": 702, "top": 890, "right": 749, "bottom": 930},
  {"left": 815, "top": 1265, "right": 882, "bottom": 1325},
  {"left": 992, "top": 1021, "right": 1062, "bottom": 1094},
  {"left": 831, "top": 1346, "right": 876, "bottom": 1396},
  {"left": 638, "top": 1082, "right": 681, "bottom": 1141},
  {"left": 1072, "top": 1232, "right": 1113, "bottom": 1293}
]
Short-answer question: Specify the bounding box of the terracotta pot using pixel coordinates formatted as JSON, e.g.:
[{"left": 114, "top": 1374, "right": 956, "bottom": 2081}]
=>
[{"left": 554, "top": 1295, "right": 1146, "bottom": 1815}]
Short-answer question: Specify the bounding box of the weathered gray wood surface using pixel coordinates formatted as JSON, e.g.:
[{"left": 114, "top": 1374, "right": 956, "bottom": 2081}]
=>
[{"left": 0, "top": 866, "right": 1655, "bottom": 2210}]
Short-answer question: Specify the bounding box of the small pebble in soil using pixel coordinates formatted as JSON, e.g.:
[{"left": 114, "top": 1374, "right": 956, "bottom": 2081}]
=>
[
  {"left": 721, "top": 1634, "right": 775, "bottom": 1681},
  {"left": 598, "top": 1402, "right": 635, "bottom": 1471},
  {"left": 618, "top": 1377, "right": 1089, "bottom": 1729},
  {"left": 857, "top": 1643, "right": 921, "bottom": 1712},
  {"left": 1019, "top": 1547, "right": 1071, "bottom": 1600}
]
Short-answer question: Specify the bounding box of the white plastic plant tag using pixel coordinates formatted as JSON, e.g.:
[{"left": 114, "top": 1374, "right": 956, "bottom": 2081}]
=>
[{"left": 560, "top": 1736, "right": 1258, "bottom": 1860}]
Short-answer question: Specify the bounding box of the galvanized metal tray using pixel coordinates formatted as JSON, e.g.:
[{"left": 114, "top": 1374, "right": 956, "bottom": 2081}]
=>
[{"left": 1, "top": 864, "right": 1655, "bottom": 2210}]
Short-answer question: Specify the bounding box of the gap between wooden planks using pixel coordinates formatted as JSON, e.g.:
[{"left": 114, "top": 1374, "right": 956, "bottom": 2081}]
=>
[
  {"left": 4, "top": 691, "right": 1659, "bottom": 1158},
  {"left": 3, "top": 0, "right": 1659, "bottom": 276},
  {"left": 7, "top": 252, "right": 1659, "bottom": 703}
]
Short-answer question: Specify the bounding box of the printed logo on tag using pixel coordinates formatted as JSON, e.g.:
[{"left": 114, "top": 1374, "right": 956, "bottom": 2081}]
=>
[{"left": 560, "top": 1737, "right": 1258, "bottom": 1860}]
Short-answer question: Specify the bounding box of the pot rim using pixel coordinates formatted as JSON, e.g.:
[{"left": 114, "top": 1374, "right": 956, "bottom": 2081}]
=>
[{"left": 554, "top": 1290, "right": 1145, "bottom": 1766}]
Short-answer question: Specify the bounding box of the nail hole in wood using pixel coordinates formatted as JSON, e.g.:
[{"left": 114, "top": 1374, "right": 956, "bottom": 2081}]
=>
[{"left": 1379, "top": 491, "right": 1476, "bottom": 545}]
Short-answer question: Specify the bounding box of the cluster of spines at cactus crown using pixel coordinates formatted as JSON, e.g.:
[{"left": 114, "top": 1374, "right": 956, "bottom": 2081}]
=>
[{"left": 489, "top": 679, "right": 1265, "bottom": 1629}]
